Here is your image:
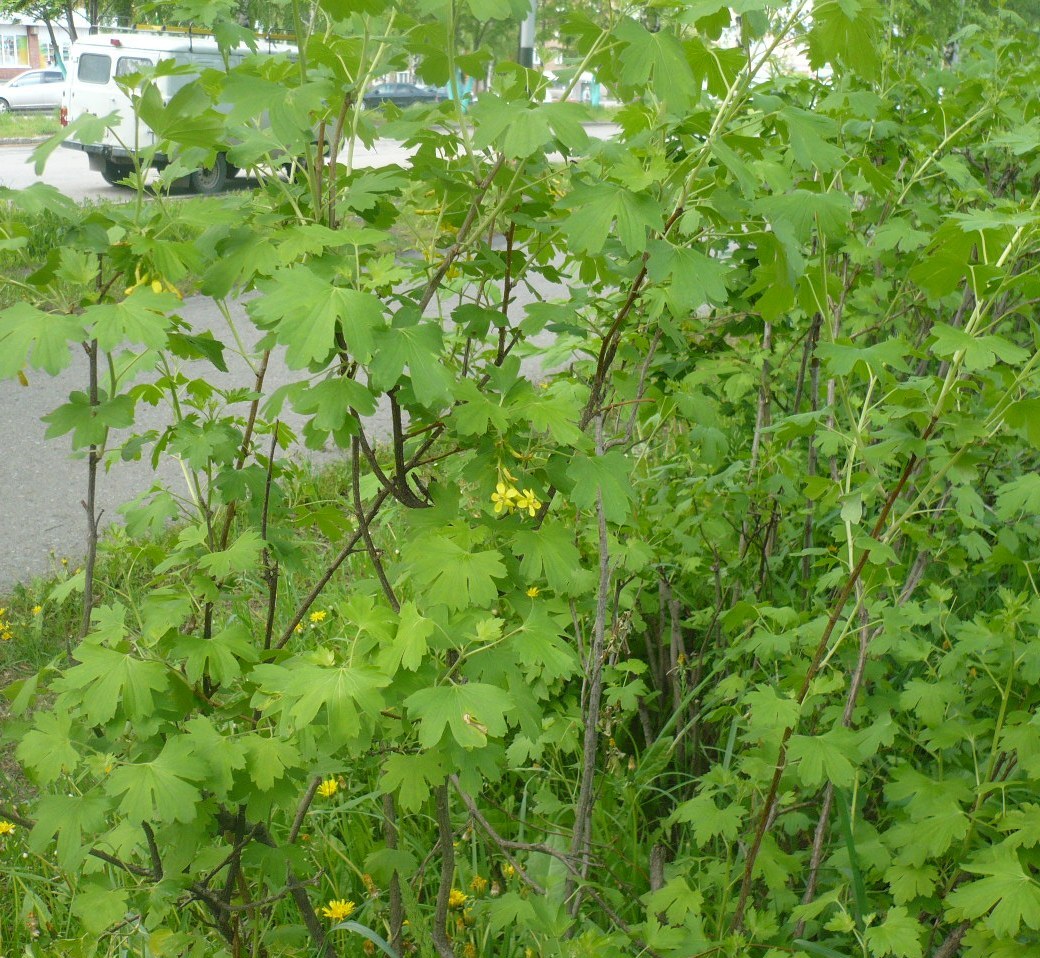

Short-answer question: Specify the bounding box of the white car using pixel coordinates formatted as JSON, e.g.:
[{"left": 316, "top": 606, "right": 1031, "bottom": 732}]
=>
[{"left": 0, "top": 69, "right": 65, "bottom": 112}]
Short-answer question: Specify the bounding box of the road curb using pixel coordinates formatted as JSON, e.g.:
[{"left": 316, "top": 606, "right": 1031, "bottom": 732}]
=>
[{"left": 0, "top": 137, "right": 49, "bottom": 146}]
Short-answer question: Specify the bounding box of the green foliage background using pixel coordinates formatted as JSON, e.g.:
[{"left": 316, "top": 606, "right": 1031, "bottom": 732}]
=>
[{"left": 2, "top": 2, "right": 1040, "bottom": 958}]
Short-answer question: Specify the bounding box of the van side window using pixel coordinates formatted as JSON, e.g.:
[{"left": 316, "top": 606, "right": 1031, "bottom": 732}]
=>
[
  {"left": 116, "top": 56, "right": 153, "bottom": 77},
  {"left": 78, "top": 53, "right": 112, "bottom": 84}
]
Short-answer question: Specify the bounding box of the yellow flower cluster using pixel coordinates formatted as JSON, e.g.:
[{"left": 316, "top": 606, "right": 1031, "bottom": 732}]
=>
[
  {"left": 448, "top": 888, "right": 469, "bottom": 909},
  {"left": 309, "top": 610, "right": 328, "bottom": 623},
  {"left": 0, "top": 608, "right": 11, "bottom": 642},
  {"left": 123, "top": 264, "right": 181, "bottom": 300},
  {"left": 0, "top": 821, "right": 15, "bottom": 837},
  {"left": 491, "top": 467, "right": 542, "bottom": 517},
  {"left": 317, "top": 778, "right": 339, "bottom": 799},
  {"left": 320, "top": 898, "right": 355, "bottom": 922},
  {"left": 469, "top": 875, "right": 488, "bottom": 895}
]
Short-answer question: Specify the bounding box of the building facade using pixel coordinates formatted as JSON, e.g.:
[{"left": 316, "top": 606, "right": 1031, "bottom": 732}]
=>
[{"left": 0, "top": 12, "right": 87, "bottom": 80}]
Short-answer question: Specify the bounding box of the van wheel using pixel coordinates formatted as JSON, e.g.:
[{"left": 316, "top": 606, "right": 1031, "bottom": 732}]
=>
[
  {"left": 0, "top": 99, "right": 9, "bottom": 113},
  {"left": 226, "top": 163, "right": 240, "bottom": 179},
  {"left": 100, "top": 160, "right": 129, "bottom": 186},
  {"left": 189, "top": 154, "right": 228, "bottom": 195}
]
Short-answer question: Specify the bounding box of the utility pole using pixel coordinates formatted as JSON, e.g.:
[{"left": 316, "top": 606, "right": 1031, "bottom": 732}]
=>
[{"left": 518, "top": 0, "right": 536, "bottom": 68}]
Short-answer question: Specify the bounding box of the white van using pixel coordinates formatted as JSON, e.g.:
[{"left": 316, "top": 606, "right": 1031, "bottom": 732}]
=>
[{"left": 60, "top": 30, "right": 295, "bottom": 193}]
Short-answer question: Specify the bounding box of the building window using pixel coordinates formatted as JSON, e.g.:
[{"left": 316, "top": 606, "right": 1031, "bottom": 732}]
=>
[
  {"left": 39, "top": 39, "right": 69, "bottom": 66},
  {"left": 1, "top": 33, "right": 30, "bottom": 67}
]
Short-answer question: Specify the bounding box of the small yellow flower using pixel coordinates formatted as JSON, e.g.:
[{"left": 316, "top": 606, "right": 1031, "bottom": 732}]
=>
[
  {"left": 491, "top": 481, "right": 519, "bottom": 514},
  {"left": 502, "top": 863, "right": 515, "bottom": 880},
  {"left": 320, "top": 899, "right": 355, "bottom": 922},
  {"left": 0, "top": 821, "right": 15, "bottom": 837},
  {"left": 317, "top": 778, "right": 339, "bottom": 799},
  {"left": 463, "top": 944, "right": 478, "bottom": 958},
  {"left": 470, "top": 875, "right": 488, "bottom": 895},
  {"left": 309, "top": 610, "right": 328, "bottom": 623},
  {"left": 448, "top": 888, "right": 468, "bottom": 910},
  {"left": 294, "top": 623, "right": 304, "bottom": 633},
  {"left": 515, "top": 489, "right": 542, "bottom": 517},
  {"left": 31, "top": 605, "right": 42, "bottom": 616},
  {"left": 526, "top": 586, "right": 540, "bottom": 598}
]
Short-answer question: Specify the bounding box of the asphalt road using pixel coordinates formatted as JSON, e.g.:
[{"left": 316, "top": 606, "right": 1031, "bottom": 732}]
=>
[
  {"left": 1, "top": 136, "right": 569, "bottom": 589},
  {"left": 0, "top": 138, "right": 417, "bottom": 200}
]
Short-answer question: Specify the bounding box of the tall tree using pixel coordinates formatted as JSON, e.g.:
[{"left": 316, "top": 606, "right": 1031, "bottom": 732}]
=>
[{"left": 0, "top": 0, "right": 77, "bottom": 52}]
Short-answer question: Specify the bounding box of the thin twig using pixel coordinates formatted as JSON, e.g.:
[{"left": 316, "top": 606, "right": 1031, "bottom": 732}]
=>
[{"left": 450, "top": 776, "right": 546, "bottom": 894}]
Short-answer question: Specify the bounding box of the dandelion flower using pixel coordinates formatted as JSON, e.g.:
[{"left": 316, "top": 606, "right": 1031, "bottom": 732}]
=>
[
  {"left": 526, "top": 586, "right": 540, "bottom": 598},
  {"left": 448, "top": 888, "right": 468, "bottom": 909},
  {"left": 31, "top": 605, "right": 42, "bottom": 616},
  {"left": 502, "top": 863, "right": 516, "bottom": 880},
  {"left": 470, "top": 875, "right": 488, "bottom": 895},
  {"left": 463, "top": 944, "right": 478, "bottom": 958},
  {"left": 0, "top": 821, "right": 15, "bottom": 837},
  {"left": 320, "top": 899, "right": 355, "bottom": 922},
  {"left": 309, "top": 610, "right": 328, "bottom": 624},
  {"left": 317, "top": 778, "right": 339, "bottom": 799}
]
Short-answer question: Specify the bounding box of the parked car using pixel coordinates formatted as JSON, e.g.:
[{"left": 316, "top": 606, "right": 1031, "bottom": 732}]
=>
[
  {"left": 0, "top": 69, "right": 65, "bottom": 113},
  {"left": 362, "top": 82, "right": 446, "bottom": 108}
]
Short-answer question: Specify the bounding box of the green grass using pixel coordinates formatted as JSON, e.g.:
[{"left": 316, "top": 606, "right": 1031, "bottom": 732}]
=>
[{"left": 0, "top": 109, "right": 60, "bottom": 139}]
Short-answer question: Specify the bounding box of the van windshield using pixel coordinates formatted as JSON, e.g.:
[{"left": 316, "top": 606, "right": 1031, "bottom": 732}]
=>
[{"left": 78, "top": 53, "right": 111, "bottom": 84}]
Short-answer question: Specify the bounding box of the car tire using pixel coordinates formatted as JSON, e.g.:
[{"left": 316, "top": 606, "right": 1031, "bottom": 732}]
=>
[
  {"left": 188, "top": 153, "right": 228, "bottom": 195},
  {"left": 0, "top": 99, "right": 9, "bottom": 114},
  {"left": 100, "top": 160, "right": 129, "bottom": 187}
]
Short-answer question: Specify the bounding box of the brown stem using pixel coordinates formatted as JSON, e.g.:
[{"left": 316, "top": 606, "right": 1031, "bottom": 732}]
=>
[
  {"left": 497, "top": 221, "right": 516, "bottom": 364},
  {"left": 731, "top": 417, "right": 939, "bottom": 930},
  {"left": 276, "top": 429, "right": 441, "bottom": 648},
  {"left": 387, "top": 391, "right": 428, "bottom": 508},
  {"left": 416, "top": 155, "right": 507, "bottom": 315},
  {"left": 382, "top": 792, "right": 404, "bottom": 955},
  {"left": 931, "top": 922, "right": 969, "bottom": 958},
  {"left": 261, "top": 427, "right": 280, "bottom": 651},
  {"left": 218, "top": 349, "right": 271, "bottom": 551},
  {"left": 290, "top": 777, "right": 321, "bottom": 845},
  {"left": 352, "top": 436, "right": 400, "bottom": 612},
  {"left": 564, "top": 415, "right": 611, "bottom": 914},
  {"left": 431, "top": 785, "right": 455, "bottom": 958},
  {"left": 141, "top": 821, "right": 163, "bottom": 880},
  {"left": 78, "top": 338, "right": 102, "bottom": 653}
]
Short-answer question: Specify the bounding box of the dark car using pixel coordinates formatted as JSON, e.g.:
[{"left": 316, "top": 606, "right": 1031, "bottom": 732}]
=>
[
  {"left": 0, "top": 69, "right": 64, "bottom": 112},
  {"left": 362, "top": 82, "right": 446, "bottom": 108}
]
